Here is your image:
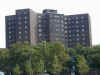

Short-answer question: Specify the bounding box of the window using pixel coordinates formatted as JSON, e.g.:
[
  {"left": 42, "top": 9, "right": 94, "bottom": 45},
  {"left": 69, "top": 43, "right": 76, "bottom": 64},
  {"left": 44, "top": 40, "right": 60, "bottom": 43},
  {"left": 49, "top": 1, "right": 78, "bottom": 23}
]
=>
[
  {"left": 61, "top": 34, "right": 64, "bottom": 37},
  {"left": 65, "top": 26, "right": 67, "bottom": 28},
  {"left": 56, "top": 24, "right": 58, "bottom": 27},
  {"left": 72, "top": 17, "right": 74, "bottom": 19},
  {"left": 68, "top": 26, "right": 71, "bottom": 28},
  {"left": 76, "top": 21, "right": 79, "bottom": 24},
  {"left": 76, "top": 38, "right": 79, "bottom": 41},
  {"left": 76, "top": 29, "right": 79, "bottom": 32},
  {"left": 38, "top": 15, "right": 41, "bottom": 18},
  {"left": 23, "top": 11, "right": 27, "bottom": 14},
  {"left": 50, "top": 14, "right": 53, "bottom": 18},
  {"left": 61, "top": 16, "right": 63, "bottom": 18},
  {"left": 69, "top": 35, "right": 71, "bottom": 37},
  {"left": 73, "top": 34, "right": 75, "bottom": 36},
  {"left": 55, "top": 15, "right": 60, "bottom": 18},
  {"left": 18, "top": 27, "right": 22, "bottom": 29},
  {"left": 39, "top": 33, "right": 42, "bottom": 36},
  {"left": 25, "top": 25, "right": 28, "bottom": 29},
  {"left": 61, "top": 20, "right": 63, "bottom": 23},
  {"left": 72, "top": 26, "right": 74, "bottom": 28},
  {"left": 68, "top": 18, "right": 71, "bottom": 20},
  {"left": 18, "top": 17, "right": 22, "bottom": 20},
  {"left": 82, "top": 42, "right": 86, "bottom": 45},
  {"left": 82, "top": 38, "right": 86, "bottom": 40},
  {"left": 19, "top": 31, "right": 22, "bottom": 34},
  {"left": 69, "top": 39, "right": 72, "bottom": 42},
  {"left": 56, "top": 29, "right": 59, "bottom": 32},
  {"left": 8, "top": 18, "right": 11, "bottom": 21},
  {"left": 19, "top": 36, "right": 22, "bottom": 39},
  {"left": 57, "top": 20, "right": 60, "bottom": 23},
  {"left": 8, "top": 22, "right": 11, "bottom": 25},
  {"left": 56, "top": 38, "right": 59, "bottom": 40},
  {"left": 49, "top": 19, "right": 52, "bottom": 23},
  {"left": 65, "top": 22, "right": 67, "bottom": 24},
  {"left": 24, "top": 16, "right": 28, "bottom": 20},
  {"left": 82, "top": 29, "right": 85, "bottom": 32},
  {"left": 62, "top": 29, "right": 64, "bottom": 32},
  {"left": 38, "top": 24, "right": 41, "bottom": 27},
  {"left": 82, "top": 25, "right": 85, "bottom": 27},
  {"left": 9, "top": 31, "right": 11, "bottom": 34},
  {"left": 25, "top": 36, "right": 28, "bottom": 39},
  {"left": 54, "top": 19, "right": 57, "bottom": 22},
  {"left": 38, "top": 20, "right": 41, "bottom": 23},
  {"left": 25, "top": 30, "right": 28, "bottom": 34},
  {"left": 18, "top": 22, "right": 22, "bottom": 25},
  {"left": 54, "top": 15, "right": 58, "bottom": 18},
  {"left": 76, "top": 17, "right": 79, "bottom": 20},
  {"left": 65, "top": 31, "right": 67, "bottom": 33},
  {"left": 65, "top": 35, "right": 67, "bottom": 38},
  {"left": 76, "top": 25, "right": 79, "bottom": 28},
  {"left": 64, "top": 17, "right": 67, "bottom": 20},
  {"left": 71, "top": 21, "right": 74, "bottom": 23},
  {"left": 24, "top": 20, "right": 28, "bottom": 24},
  {"left": 69, "top": 30, "right": 71, "bottom": 33},
  {"left": 76, "top": 33, "right": 79, "bottom": 36},
  {"left": 81, "top": 16, "right": 84, "bottom": 19},
  {"left": 62, "top": 25, "right": 64, "bottom": 28},
  {"left": 68, "top": 22, "right": 71, "bottom": 24},
  {"left": 9, "top": 36, "right": 11, "bottom": 39},
  {"left": 8, "top": 27, "right": 11, "bottom": 30},
  {"left": 82, "top": 34, "right": 85, "bottom": 36},
  {"left": 38, "top": 29, "right": 42, "bottom": 32},
  {"left": 56, "top": 33, "right": 59, "bottom": 36}
]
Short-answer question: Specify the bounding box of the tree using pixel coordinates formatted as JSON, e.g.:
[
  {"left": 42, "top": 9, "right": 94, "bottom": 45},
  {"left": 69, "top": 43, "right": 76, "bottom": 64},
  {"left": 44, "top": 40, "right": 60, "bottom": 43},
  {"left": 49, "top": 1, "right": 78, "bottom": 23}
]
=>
[
  {"left": 67, "top": 44, "right": 89, "bottom": 75},
  {"left": 25, "top": 60, "right": 33, "bottom": 75},
  {"left": 88, "top": 53, "right": 100, "bottom": 69},
  {"left": 9, "top": 42, "right": 34, "bottom": 75},
  {"left": 75, "top": 55, "right": 89, "bottom": 74},
  {"left": 13, "top": 64, "right": 22, "bottom": 75},
  {"left": 0, "top": 48, "right": 10, "bottom": 75},
  {"left": 1, "top": 42, "right": 98, "bottom": 75},
  {"left": 33, "top": 41, "right": 70, "bottom": 74},
  {"left": 48, "top": 42, "right": 70, "bottom": 72}
]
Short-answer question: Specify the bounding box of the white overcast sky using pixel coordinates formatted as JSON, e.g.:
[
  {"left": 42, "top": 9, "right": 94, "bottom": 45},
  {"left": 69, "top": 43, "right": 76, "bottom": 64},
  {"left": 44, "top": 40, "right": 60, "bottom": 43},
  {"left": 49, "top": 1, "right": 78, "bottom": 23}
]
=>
[{"left": 0, "top": 0, "right": 100, "bottom": 48}]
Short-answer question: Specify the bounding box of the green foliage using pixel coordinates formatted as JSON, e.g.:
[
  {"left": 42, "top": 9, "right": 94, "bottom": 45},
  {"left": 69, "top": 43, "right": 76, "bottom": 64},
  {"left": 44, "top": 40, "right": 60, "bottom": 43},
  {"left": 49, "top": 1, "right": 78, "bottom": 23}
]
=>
[
  {"left": 25, "top": 60, "right": 32, "bottom": 72},
  {"left": 67, "top": 44, "right": 90, "bottom": 74},
  {"left": 1, "top": 42, "right": 100, "bottom": 75},
  {"left": 0, "top": 48, "right": 10, "bottom": 72},
  {"left": 32, "top": 41, "right": 70, "bottom": 73},
  {"left": 75, "top": 55, "right": 89, "bottom": 74},
  {"left": 32, "top": 56, "right": 44, "bottom": 73},
  {"left": 88, "top": 53, "right": 100, "bottom": 69},
  {"left": 13, "top": 64, "right": 22, "bottom": 75}
]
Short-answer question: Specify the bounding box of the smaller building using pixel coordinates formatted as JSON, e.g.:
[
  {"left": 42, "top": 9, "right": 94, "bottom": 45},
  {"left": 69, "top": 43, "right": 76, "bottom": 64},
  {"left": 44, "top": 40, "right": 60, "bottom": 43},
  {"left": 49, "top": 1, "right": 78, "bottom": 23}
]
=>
[
  {"left": 65, "top": 14, "right": 92, "bottom": 48},
  {"left": 5, "top": 9, "right": 38, "bottom": 48}
]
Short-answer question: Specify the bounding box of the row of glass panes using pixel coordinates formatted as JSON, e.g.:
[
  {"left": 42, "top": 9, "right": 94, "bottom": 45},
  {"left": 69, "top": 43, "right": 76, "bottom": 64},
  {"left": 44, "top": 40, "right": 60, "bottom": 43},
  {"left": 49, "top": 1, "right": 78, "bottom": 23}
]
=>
[{"left": 67, "top": 16, "right": 85, "bottom": 20}]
